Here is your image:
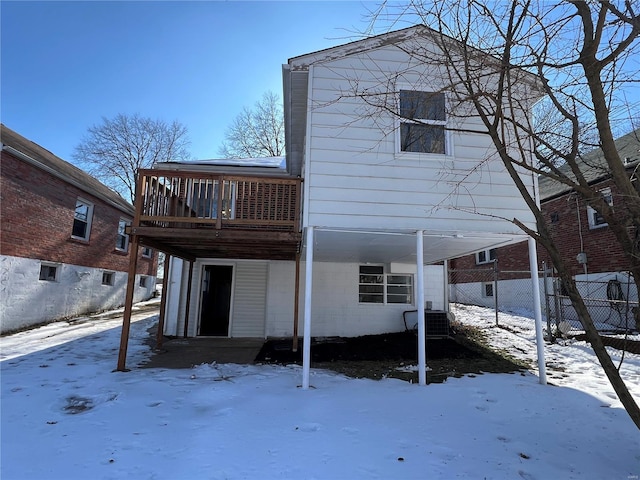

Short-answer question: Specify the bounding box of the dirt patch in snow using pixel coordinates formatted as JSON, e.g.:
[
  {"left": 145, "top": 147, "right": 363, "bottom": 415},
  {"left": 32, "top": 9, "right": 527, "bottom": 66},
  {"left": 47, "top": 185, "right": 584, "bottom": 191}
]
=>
[{"left": 255, "top": 323, "right": 529, "bottom": 383}]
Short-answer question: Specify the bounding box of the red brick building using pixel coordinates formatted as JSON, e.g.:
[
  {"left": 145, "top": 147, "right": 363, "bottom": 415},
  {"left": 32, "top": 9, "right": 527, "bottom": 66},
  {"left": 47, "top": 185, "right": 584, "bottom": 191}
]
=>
[
  {"left": 1, "top": 124, "right": 157, "bottom": 333},
  {"left": 449, "top": 129, "right": 640, "bottom": 314}
]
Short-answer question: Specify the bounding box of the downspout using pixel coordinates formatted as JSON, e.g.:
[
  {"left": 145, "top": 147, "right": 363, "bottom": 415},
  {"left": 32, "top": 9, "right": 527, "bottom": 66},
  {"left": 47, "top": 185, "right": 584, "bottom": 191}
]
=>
[{"left": 156, "top": 254, "right": 171, "bottom": 349}]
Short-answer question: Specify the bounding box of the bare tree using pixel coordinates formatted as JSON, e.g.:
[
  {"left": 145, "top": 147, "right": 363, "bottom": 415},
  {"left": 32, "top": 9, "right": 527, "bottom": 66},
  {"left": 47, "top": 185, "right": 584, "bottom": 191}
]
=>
[
  {"left": 73, "top": 114, "right": 191, "bottom": 203},
  {"left": 341, "top": 2, "right": 640, "bottom": 427},
  {"left": 218, "top": 91, "right": 285, "bottom": 158}
]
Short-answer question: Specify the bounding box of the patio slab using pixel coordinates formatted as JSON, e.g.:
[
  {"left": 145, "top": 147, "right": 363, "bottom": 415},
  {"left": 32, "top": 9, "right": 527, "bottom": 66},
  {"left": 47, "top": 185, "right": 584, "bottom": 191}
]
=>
[{"left": 139, "top": 337, "right": 266, "bottom": 369}]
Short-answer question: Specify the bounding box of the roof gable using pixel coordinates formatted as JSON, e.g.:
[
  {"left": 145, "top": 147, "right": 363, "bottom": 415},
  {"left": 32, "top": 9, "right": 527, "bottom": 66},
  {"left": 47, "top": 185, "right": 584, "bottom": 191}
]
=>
[
  {"left": 1, "top": 124, "right": 133, "bottom": 215},
  {"left": 539, "top": 128, "right": 640, "bottom": 200}
]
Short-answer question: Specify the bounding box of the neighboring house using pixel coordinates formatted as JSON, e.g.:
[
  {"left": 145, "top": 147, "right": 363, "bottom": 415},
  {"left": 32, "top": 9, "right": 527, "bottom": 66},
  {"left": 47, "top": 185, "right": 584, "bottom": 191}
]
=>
[
  {"left": 116, "top": 26, "right": 543, "bottom": 379},
  {"left": 0, "top": 124, "right": 157, "bottom": 333},
  {"left": 449, "top": 129, "right": 640, "bottom": 328}
]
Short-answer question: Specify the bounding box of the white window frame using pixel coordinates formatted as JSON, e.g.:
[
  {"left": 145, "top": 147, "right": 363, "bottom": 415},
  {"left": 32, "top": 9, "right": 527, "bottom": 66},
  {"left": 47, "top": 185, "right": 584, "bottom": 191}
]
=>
[
  {"left": 115, "top": 218, "right": 130, "bottom": 252},
  {"left": 71, "top": 198, "right": 94, "bottom": 241},
  {"left": 358, "top": 265, "right": 414, "bottom": 305},
  {"left": 142, "top": 247, "right": 153, "bottom": 258},
  {"left": 587, "top": 187, "right": 612, "bottom": 229},
  {"left": 102, "top": 271, "right": 115, "bottom": 286},
  {"left": 476, "top": 248, "right": 497, "bottom": 265},
  {"left": 39, "top": 263, "right": 60, "bottom": 282},
  {"left": 396, "top": 87, "right": 449, "bottom": 157}
]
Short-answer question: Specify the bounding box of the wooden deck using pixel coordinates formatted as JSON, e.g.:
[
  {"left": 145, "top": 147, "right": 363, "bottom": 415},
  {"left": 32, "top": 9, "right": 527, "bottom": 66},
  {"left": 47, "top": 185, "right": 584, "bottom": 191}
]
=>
[{"left": 130, "top": 169, "right": 302, "bottom": 261}]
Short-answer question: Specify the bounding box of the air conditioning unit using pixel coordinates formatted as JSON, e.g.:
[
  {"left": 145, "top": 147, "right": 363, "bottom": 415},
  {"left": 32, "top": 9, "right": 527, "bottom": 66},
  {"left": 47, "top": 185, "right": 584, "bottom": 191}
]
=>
[{"left": 402, "top": 309, "right": 451, "bottom": 337}]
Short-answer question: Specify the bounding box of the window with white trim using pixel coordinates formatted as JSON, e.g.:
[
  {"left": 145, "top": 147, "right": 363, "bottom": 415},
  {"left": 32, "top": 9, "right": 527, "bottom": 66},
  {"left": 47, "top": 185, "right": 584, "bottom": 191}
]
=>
[
  {"left": 398, "top": 90, "right": 447, "bottom": 154},
  {"left": 587, "top": 187, "right": 612, "bottom": 229},
  {"left": 72, "top": 198, "right": 93, "bottom": 241},
  {"left": 115, "top": 218, "right": 130, "bottom": 252},
  {"left": 476, "top": 248, "right": 497, "bottom": 265},
  {"left": 142, "top": 247, "right": 153, "bottom": 258},
  {"left": 39, "top": 263, "right": 59, "bottom": 281},
  {"left": 358, "top": 266, "right": 413, "bottom": 304}
]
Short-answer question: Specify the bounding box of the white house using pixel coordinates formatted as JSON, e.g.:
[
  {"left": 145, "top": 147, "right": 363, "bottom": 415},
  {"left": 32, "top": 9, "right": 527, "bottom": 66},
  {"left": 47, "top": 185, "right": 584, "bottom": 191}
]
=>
[{"left": 117, "top": 26, "right": 545, "bottom": 384}]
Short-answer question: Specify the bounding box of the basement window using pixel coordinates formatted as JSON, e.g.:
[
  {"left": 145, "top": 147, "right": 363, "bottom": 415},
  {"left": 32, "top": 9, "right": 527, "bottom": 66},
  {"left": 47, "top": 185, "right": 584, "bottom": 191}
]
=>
[
  {"left": 39, "top": 263, "right": 59, "bottom": 282},
  {"left": 139, "top": 276, "right": 148, "bottom": 288},
  {"left": 359, "top": 265, "right": 413, "bottom": 305},
  {"left": 482, "top": 282, "right": 494, "bottom": 298},
  {"left": 102, "top": 271, "right": 115, "bottom": 286}
]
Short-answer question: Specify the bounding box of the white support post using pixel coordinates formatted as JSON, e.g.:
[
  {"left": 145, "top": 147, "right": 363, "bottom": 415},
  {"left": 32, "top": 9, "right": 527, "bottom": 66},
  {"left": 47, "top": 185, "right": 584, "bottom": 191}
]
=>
[
  {"left": 302, "top": 226, "right": 314, "bottom": 390},
  {"left": 528, "top": 237, "right": 547, "bottom": 385},
  {"left": 416, "top": 230, "right": 427, "bottom": 386}
]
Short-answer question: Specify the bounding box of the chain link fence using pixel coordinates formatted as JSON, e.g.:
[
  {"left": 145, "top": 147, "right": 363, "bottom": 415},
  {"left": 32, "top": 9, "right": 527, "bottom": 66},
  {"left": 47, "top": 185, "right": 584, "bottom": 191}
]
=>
[{"left": 448, "top": 264, "right": 640, "bottom": 339}]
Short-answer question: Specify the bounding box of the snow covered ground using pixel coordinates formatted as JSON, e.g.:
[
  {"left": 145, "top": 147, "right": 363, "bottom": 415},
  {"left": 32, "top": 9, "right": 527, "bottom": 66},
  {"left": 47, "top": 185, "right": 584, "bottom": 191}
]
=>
[{"left": 1, "top": 303, "right": 639, "bottom": 479}]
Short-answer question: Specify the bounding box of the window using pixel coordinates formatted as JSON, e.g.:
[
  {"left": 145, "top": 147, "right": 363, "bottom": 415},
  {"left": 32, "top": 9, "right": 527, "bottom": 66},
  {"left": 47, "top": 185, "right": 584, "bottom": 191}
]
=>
[
  {"left": 359, "top": 266, "right": 413, "bottom": 304},
  {"left": 39, "top": 263, "right": 58, "bottom": 281},
  {"left": 399, "top": 90, "right": 447, "bottom": 154},
  {"left": 386, "top": 275, "right": 414, "bottom": 304},
  {"left": 72, "top": 198, "right": 93, "bottom": 241},
  {"left": 115, "top": 219, "right": 130, "bottom": 252},
  {"left": 359, "top": 266, "right": 384, "bottom": 303},
  {"left": 142, "top": 247, "right": 153, "bottom": 258},
  {"left": 102, "top": 271, "right": 115, "bottom": 286},
  {"left": 139, "top": 276, "right": 148, "bottom": 288},
  {"left": 476, "top": 248, "right": 497, "bottom": 265},
  {"left": 483, "top": 282, "right": 494, "bottom": 297},
  {"left": 587, "top": 188, "right": 613, "bottom": 229}
]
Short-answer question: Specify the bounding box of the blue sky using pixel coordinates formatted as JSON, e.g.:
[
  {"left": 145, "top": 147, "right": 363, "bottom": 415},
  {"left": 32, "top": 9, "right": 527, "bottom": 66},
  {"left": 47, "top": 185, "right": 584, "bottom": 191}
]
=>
[{"left": 1, "top": 1, "right": 379, "bottom": 161}]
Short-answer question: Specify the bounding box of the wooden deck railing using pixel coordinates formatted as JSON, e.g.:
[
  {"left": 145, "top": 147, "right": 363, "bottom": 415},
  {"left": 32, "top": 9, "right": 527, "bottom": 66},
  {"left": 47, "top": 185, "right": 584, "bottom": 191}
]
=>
[{"left": 136, "top": 169, "right": 301, "bottom": 231}]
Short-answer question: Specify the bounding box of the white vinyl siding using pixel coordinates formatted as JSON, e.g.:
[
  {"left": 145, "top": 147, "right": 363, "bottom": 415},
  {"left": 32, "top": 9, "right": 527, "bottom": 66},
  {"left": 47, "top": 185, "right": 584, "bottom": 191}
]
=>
[
  {"left": 302, "top": 44, "right": 535, "bottom": 234},
  {"left": 230, "top": 262, "right": 267, "bottom": 337}
]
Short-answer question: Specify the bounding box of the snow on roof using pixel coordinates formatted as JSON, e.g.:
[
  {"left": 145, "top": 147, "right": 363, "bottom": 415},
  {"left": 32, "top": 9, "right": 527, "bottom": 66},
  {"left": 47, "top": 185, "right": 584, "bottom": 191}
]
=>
[{"left": 161, "top": 156, "right": 286, "bottom": 169}]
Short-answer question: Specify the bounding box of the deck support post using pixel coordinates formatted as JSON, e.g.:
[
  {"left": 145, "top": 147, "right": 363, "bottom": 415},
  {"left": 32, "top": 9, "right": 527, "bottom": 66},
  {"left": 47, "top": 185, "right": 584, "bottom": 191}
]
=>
[
  {"left": 416, "top": 230, "right": 427, "bottom": 386},
  {"left": 156, "top": 254, "right": 171, "bottom": 349},
  {"left": 116, "top": 236, "right": 141, "bottom": 371},
  {"left": 292, "top": 251, "right": 301, "bottom": 352},
  {"left": 301, "top": 227, "right": 314, "bottom": 390},
  {"left": 183, "top": 261, "right": 194, "bottom": 338},
  {"left": 528, "top": 237, "right": 547, "bottom": 385}
]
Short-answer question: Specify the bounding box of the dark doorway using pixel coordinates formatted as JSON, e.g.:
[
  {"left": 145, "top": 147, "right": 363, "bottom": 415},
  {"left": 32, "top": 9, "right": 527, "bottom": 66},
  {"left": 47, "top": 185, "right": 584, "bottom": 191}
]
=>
[{"left": 199, "top": 265, "right": 233, "bottom": 336}]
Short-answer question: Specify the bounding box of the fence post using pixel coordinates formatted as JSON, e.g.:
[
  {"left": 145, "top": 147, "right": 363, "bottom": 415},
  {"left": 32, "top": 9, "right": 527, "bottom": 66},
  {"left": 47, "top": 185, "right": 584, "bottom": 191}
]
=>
[
  {"left": 493, "top": 259, "right": 499, "bottom": 326},
  {"left": 542, "top": 262, "right": 555, "bottom": 343}
]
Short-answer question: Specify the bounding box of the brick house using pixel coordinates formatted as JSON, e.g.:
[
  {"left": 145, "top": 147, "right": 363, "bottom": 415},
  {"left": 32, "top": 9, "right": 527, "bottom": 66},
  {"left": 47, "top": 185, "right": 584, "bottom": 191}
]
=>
[
  {"left": 0, "top": 124, "right": 157, "bottom": 333},
  {"left": 449, "top": 128, "right": 640, "bottom": 322}
]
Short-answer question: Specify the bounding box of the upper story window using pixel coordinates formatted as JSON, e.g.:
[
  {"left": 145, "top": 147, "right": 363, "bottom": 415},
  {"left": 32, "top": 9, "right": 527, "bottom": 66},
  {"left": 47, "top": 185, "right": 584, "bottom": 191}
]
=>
[
  {"left": 116, "top": 218, "right": 130, "bottom": 252},
  {"left": 476, "top": 248, "right": 497, "bottom": 265},
  {"left": 398, "top": 90, "right": 447, "bottom": 155},
  {"left": 72, "top": 198, "right": 94, "bottom": 241},
  {"left": 587, "top": 187, "right": 612, "bottom": 229},
  {"left": 358, "top": 265, "right": 413, "bottom": 305}
]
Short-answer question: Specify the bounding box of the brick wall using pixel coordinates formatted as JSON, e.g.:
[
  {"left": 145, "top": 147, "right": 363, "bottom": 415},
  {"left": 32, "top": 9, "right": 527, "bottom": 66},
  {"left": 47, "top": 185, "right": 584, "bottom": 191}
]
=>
[
  {"left": 0, "top": 151, "right": 156, "bottom": 276},
  {"left": 450, "top": 179, "right": 630, "bottom": 279}
]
